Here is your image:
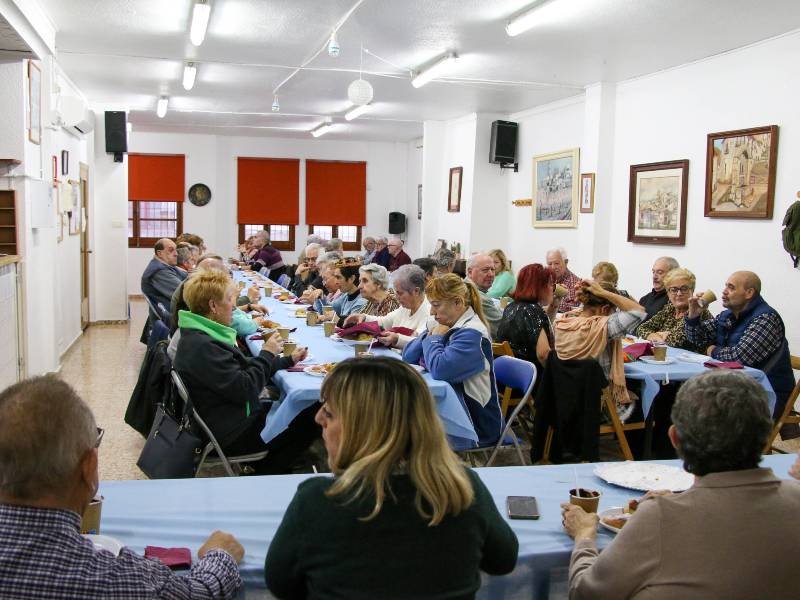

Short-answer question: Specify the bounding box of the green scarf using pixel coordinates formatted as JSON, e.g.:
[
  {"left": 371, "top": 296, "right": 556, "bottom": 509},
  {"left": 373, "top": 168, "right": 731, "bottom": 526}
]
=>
[{"left": 178, "top": 310, "right": 238, "bottom": 347}]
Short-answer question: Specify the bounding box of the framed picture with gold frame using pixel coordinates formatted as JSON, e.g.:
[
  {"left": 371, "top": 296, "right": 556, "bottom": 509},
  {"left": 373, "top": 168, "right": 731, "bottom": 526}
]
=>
[
  {"left": 532, "top": 148, "right": 580, "bottom": 228},
  {"left": 580, "top": 172, "right": 595, "bottom": 213},
  {"left": 448, "top": 167, "right": 462, "bottom": 213}
]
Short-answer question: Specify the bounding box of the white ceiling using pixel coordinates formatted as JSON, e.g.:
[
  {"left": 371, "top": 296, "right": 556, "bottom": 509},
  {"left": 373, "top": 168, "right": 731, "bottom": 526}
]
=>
[{"left": 36, "top": 0, "right": 800, "bottom": 141}]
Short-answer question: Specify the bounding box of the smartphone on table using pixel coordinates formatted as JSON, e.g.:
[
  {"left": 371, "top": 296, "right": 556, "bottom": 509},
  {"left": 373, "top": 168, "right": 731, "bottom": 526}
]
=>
[{"left": 506, "top": 496, "right": 540, "bottom": 520}]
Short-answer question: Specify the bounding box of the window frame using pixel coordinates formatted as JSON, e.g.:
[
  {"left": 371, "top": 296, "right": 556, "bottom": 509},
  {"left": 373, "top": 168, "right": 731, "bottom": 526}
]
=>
[
  {"left": 128, "top": 200, "right": 183, "bottom": 248},
  {"left": 307, "top": 225, "right": 362, "bottom": 251},
  {"left": 238, "top": 224, "right": 296, "bottom": 251}
]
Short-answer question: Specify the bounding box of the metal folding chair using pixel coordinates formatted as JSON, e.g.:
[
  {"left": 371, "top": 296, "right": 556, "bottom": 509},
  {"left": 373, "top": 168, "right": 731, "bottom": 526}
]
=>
[{"left": 277, "top": 273, "right": 291, "bottom": 288}]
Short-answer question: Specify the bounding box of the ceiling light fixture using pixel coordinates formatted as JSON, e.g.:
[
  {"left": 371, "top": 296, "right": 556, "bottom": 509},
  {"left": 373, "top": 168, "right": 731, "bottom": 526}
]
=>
[
  {"left": 327, "top": 31, "right": 341, "bottom": 57},
  {"left": 190, "top": 1, "right": 211, "bottom": 46},
  {"left": 411, "top": 52, "right": 457, "bottom": 88},
  {"left": 156, "top": 96, "right": 169, "bottom": 119},
  {"left": 271, "top": 95, "right": 280, "bottom": 112},
  {"left": 182, "top": 62, "right": 197, "bottom": 91},
  {"left": 347, "top": 43, "right": 373, "bottom": 105},
  {"left": 506, "top": 0, "right": 557, "bottom": 37},
  {"left": 344, "top": 103, "right": 370, "bottom": 121},
  {"left": 311, "top": 120, "right": 333, "bottom": 137}
]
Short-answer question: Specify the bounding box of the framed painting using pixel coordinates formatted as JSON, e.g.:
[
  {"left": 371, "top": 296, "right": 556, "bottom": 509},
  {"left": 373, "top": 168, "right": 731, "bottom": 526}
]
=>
[
  {"left": 27, "top": 60, "right": 41, "bottom": 145},
  {"left": 580, "top": 172, "right": 595, "bottom": 213},
  {"left": 532, "top": 148, "right": 579, "bottom": 228},
  {"left": 704, "top": 125, "right": 778, "bottom": 219},
  {"left": 628, "top": 160, "right": 689, "bottom": 245},
  {"left": 448, "top": 167, "right": 462, "bottom": 212}
]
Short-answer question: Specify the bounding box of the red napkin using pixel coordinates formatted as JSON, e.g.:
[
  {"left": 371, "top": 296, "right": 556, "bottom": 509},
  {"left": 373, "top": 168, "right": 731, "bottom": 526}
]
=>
[
  {"left": 624, "top": 342, "right": 653, "bottom": 363},
  {"left": 336, "top": 321, "right": 382, "bottom": 339},
  {"left": 704, "top": 361, "right": 744, "bottom": 369},
  {"left": 144, "top": 546, "right": 192, "bottom": 569},
  {"left": 387, "top": 326, "right": 415, "bottom": 336}
]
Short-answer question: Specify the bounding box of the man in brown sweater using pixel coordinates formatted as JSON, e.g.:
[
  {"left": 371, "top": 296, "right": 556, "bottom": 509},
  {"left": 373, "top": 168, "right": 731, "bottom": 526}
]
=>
[{"left": 561, "top": 370, "right": 800, "bottom": 599}]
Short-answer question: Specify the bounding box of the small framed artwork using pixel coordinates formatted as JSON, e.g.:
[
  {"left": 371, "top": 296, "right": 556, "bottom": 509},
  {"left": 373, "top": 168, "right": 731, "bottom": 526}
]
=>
[
  {"left": 27, "top": 60, "right": 41, "bottom": 145},
  {"left": 417, "top": 183, "right": 422, "bottom": 220},
  {"left": 580, "top": 172, "right": 595, "bottom": 213},
  {"left": 628, "top": 159, "right": 689, "bottom": 245},
  {"left": 704, "top": 125, "right": 778, "bottom": 219},
  {"left": 52, "top": 156, "right": 58, "bottom": 182},
  {"left": 448, "top": 167, "right": 462, "bottom": 212},
  {"left": 532, "top": 148, "right": 580, "bottom": 228},
  {"left": 61, "top": 150, "right": 69, "bottom": 176}
]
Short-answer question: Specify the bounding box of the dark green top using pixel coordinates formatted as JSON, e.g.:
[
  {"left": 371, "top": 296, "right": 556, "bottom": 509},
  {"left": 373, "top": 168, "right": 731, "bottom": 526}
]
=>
[{"left": 264, "top": 468, "right": 518, "bottom": 600}]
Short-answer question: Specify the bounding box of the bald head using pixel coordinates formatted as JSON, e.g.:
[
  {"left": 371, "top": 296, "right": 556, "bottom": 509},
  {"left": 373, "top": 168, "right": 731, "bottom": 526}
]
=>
[
  {"left": 722, "top": 271, "right": 761, "bottom": 314},
  {"left": 154, "top": 238, "right": 177, "bottom": 266},
  {"left": 733, "top": 271, "right": 761, "bottom": 294},
  {"left": 467, "top": 253, "right": 495, "bottom": 291}
]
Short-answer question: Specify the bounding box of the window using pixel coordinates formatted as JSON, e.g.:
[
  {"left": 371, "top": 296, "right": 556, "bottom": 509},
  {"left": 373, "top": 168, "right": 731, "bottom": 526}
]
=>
[
  {"left": 238, "top": 224, "right": 295, "bottom": 251},
  {"left": 128, "top": 201, "right": 183, "bottom": 248},
  {"left": 308, "top": 225, "right": 362, "bottom": 251}
]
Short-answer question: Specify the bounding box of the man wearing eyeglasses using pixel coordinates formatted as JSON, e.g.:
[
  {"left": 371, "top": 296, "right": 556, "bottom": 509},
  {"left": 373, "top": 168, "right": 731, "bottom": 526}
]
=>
[
  {"left": 638, "top": 256, "right": 680, "bottom": 322},
  {"left": 0, "top": 376, "right": 245, "bottom": 599}
]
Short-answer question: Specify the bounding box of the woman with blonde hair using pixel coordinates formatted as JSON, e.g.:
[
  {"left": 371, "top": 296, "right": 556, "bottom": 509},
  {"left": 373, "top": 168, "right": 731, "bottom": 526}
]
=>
[
  {"left": 264, "top": 357, "right": 518, "bottom": 598},
  {"left": 487, "top": 248, "right": 516, "bottom": 298},
  {"left": 402, "top": 274, "right": 503, "bottom": 446}
]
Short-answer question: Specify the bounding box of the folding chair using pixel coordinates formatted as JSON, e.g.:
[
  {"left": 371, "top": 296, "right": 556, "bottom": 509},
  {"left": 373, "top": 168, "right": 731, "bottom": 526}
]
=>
[
  {"left": 485, "top": 356, "right": 537, "bottom": 466},
  {"left": 764, "top": 354, "right": 800, "bottom": 454},
  {"left": 277, "top": 273, "right": 291, "bottom": 288},
  {"left": 259, "top": 267, "right": 271, "bottom": 278},
  {"left": 170, "top": 371, "right": 268, "bottom": 477},
  {"left": 492, "top": 342, "right": 518, "bottom": 415}
]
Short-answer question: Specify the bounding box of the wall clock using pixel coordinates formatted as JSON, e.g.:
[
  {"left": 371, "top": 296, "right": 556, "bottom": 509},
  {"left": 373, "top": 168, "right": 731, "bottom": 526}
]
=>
[{"left": 188, "top": 183, "right": 212, "bottom": 206}]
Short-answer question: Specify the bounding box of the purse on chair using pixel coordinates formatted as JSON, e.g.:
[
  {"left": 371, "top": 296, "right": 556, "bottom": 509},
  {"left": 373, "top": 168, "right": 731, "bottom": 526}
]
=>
[{"left": 136, "top": 402, "right": 203, "bottom": 479}]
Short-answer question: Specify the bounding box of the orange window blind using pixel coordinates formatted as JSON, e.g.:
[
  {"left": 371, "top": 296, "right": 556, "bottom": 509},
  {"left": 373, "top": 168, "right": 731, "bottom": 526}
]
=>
[
  {"left": 128, "top": 154, "right": 185, "bottom": 201},
  {"left": 237, "top": 157, "right": 300, "bottom": 225},
  {"left": 305, "top": 160, "right": 366, "bottom": 226}
]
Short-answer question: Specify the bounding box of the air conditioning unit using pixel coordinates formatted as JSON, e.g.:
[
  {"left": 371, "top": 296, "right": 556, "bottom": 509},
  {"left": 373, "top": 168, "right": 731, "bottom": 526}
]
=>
[{"left": 56, "top": 95, "right": 94, "bottom": 136}]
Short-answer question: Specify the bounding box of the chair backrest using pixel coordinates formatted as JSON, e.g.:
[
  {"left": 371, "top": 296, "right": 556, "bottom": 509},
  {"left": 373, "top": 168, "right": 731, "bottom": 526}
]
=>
[
  {"left": 143, "top": 294, "right": 161, "bottom": 319},
  {"left": 147, "top": 319, "right": 170, "bottom": 349},
  {"left": 494, "top": 355, "right": 536, "bottom": 398},
  {"left": 492, "top": 341, "right": 514, "bottom": 358},
  {"left": 791, "top": 354, "right": 800, "bottom": 370},
  {"left": 277, "top": 273, "right": 291, "bottom": 288},
  {"left": 259, "top": 267, "right": 271, "bottom": 278}
]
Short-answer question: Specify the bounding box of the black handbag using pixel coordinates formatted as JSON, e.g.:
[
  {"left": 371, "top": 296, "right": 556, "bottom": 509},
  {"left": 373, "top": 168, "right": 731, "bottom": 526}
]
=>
[{"left": 136, "top": 402, "right": 204, "bottom": 479}]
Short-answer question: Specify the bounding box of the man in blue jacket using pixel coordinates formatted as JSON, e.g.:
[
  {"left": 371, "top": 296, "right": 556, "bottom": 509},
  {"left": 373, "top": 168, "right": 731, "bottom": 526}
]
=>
[
  {"left": 141, "top": 238, "right": 186, "bottom": 310},
  {"left": 685, "top": 271, "right": 797, "bottom": 438}
]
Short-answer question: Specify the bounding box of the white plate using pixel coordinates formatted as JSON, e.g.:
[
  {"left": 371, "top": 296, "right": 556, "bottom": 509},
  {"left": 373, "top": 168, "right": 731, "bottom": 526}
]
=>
[
  {"left": 82, "top": 534, "right": 123, "bottom": 556},
  {"left": 638, "top": 356, "right": 676, "bottom": 365},
  {"left": 594, "top": 461, "right": 694, "bottom": 492},
  {"left": 296, "top": 353, "right": 314, "bottom": 363},
  {"left": 289, "top": 312, "right": 308, "bottom": 319},
  {"left": 598, "top": 507, "right": 630, "bottom": 534},
  {"left": 303, "top": 365, "right": 328, "bottom": 377},
  {"left": 676, "top": 352, "right": 708, "bottom": 364}
]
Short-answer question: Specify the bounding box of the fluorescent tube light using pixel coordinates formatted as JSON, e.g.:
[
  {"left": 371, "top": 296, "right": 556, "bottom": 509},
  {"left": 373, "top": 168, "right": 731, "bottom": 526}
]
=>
[
  {"left": 506, "top": 0, "right": 557, "bottom": 37},
  {"left": 190, "top": 1, "right": 211, "bottom": 46},
  {"left": 411, "top": 53, "right": 457, "bottom": 88},
  {"left": 344, "top": 103, "right": 370, "bottom": 121},
  {"left": 311, "top": 122, "right": 332, "bottom": 137},
  {"left": 182, "top": 63, "right": 197, "bottom": 91},
  {"left": 156, "top": 96, "right": 169, "bottom": 119}
]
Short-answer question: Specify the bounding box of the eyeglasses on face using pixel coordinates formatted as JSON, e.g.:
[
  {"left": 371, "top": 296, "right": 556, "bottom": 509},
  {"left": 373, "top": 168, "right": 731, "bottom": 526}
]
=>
[{"left": 667, "top": 285, "right": 691, "bottom": 294}]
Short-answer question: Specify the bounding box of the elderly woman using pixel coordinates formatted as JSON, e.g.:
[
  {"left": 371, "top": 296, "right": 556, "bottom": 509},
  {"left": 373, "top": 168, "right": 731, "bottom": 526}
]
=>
[
  {"left": 265, "top": 358, "right": 518, "bottom": 598},
  {"left": 355, "top": 263, "right": 399, "bottom": 317},
  {"left": 343, "top": 264, "right": 431, "bottom": 348},
  {"left": 403, "top": 274, "right": 503, "bottom": 446},
  {"left": 555, "top": 280, "right": 646, "bottom": 409},
  {"left": 561, "top": 370, "right": 800, "bottom": 599},
  {"left": 591, "top": 261, "right": 631, "bottom": 298},
  {"left": 300, "top": 251, "right": 342, "bottom": 305},
  {"left": 173, "top": 270, "right": 319, "bottom": 474},
  {"left": 487, "top": 249, "right": 516, "bottom": 298},
  {"left": 636, "top": 267, "right": 712, "bottom": 351},
  {"left": 433, "top": 247, "right": 456, "bottom": 277},
  {"left": 496, "top": 263, "right": 556, "bottom": 374},
  {"left": 315, "top": 258, "right": 367, "bottom": 326}
]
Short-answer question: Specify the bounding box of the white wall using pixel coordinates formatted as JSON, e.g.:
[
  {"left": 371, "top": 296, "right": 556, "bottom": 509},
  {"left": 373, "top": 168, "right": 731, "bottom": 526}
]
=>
[{"left": 126, "top": 131, "right": 417, "bottom": 294}]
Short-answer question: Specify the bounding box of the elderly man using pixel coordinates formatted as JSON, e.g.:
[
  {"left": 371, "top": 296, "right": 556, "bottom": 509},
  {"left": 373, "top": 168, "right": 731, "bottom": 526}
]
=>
[
  {"left": 412, "top": 257, "right": 436, "bottom": 285},
  {"left": 141, "top": 238, "right": 186, "bottom": 309},
  {"left": 361, "top": 236, "right": 377, "bottom": 263},
  {"left": 176, "top": 244, "right": 195, "bottom": 275},
  {"left": 249, "top": 230, "right": 286, "bottom": 282},
  {"left": 639, "top": 256, "right": 679, "bottom": 321},
  {"left": 685, "top": 271, "right": 796, "bottom": 435},
  {"left": 0, "top": 376, "right": 244, "bottom": 598},
  {"left": 433, "top": 248, "right": 456, "bottom": 277},
  {"left": 545, "top": 247, "right": 581, "bottom": 312},
  {"left": 290, "top": 242, "right": 323, "bottom": 296},
  {"left": 465, "top": 253, "right": 502, "bottom": 339},
  {"left": 387, "top": 237, "right": 412, "bottom": 271},
  {"left": 561, "top": 370, "right": 800, "bottom": 599},
  {"left": 371, "top": 236, "right": 391, "bottom": 268}
]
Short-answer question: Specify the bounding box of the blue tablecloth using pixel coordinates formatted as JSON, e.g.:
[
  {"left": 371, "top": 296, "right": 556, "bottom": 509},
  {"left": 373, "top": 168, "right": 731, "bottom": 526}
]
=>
[
  {"left": 624, "top": 346, "right": 776, "bottom": 417},
  {"left": 231, "top": 271, "right": 478, "bottom": 450},
  {"left": 98, "top": 454, "right": 796, "bottom": 600}
]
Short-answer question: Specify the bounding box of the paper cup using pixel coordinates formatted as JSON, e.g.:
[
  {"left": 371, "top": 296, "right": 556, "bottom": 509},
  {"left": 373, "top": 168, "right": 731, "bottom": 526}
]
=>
[
  {"left": 554, "top": 284, "right": 568, "bottom": 299},
  {"left": 569, "top": 488, "right": 601, "bottom": 513},
  {"left": 306, "top": 311, "right": 319, "bottom": 326},
  {"left": 277, "top": 327, "right": 290, "bottom": 340},
  {"left": 323, "top": 306, "right": 336, "bottom": 316},
  {"left": 282, "top": 340, "right": 297, "bottom": 356},
  {"left": 354, "top": 343, "right": 370, "bottom": 356},
  {"left": 80, "top": 496, "right": 103, "bottom": 534},
  {"left": 699, "top": 289, "right": 717, "bottom": 308},
  {"left": 652, "top": 345, "right": 668, "bottom": 362},
  {"left": 323, "top": 321, "right": 335, "bottom": 337},
  {"left": 264, "top": 285, "right": 273, "bottom": 296}
]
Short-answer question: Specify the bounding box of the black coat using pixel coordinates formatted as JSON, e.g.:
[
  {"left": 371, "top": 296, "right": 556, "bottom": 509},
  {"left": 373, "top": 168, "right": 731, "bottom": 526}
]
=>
[{"left": 173, "top": 328, "right": 293, "bottom": 448}]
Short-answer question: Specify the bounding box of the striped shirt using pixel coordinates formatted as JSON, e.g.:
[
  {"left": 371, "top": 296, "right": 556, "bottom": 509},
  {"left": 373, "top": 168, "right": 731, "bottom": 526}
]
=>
[{"left": 0, "top": 503, "right": 241, "bottom": 599}]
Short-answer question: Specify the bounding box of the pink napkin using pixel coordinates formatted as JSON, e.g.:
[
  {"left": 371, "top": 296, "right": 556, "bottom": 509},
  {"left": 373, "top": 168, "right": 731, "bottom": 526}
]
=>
[
  {"left": 287, "top": 365, "right": 309, "bottom": 372},
  {"left": 704, "top": 361, "right": 744, "bottom": 369},
  {"left": 144, "top": 546, "right": 192, "bottom": 569},
  {"left": 624, "top": 342, "right": 653, "bottom": 360},
  {"left": 336, "top": 321, "right": 382, "bottom": 339},
  {"left": 387, "top": 326, "right": 415, "bottom": 336}
]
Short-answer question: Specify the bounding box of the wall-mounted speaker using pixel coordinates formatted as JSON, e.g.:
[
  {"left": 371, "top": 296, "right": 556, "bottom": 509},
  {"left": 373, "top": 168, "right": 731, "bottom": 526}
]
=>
[
  {"left": 490, "top": 120, "right": 518, "bottom": 166},
  {"left": 388, "top": 211, "right": 406, "bottom": 234},
  {"left": 104, "top": 111, "right": 127, "bottom": 162}
]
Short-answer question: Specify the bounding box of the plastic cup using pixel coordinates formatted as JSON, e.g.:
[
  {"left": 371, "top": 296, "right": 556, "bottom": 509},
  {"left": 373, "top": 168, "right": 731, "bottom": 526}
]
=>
[
  {"left": 278, "top": 327, "right": 290, "bottom": 340},
  {"left": 323, "top": 321, "right": 335, "bottom": 337},
  {"left": 282, "top": 340, "right": 297, "bottom": 356},
  {"left": 569, "top": 488, "right": 601, "bottom": 513},
  {"left": 80, "top": 496, "right": 103, "bottom": 534},
  {"left": 354, "top": 343, "right": 370, "bottom": 356},
  {"left": 652, "top": 345, "right": 668, "bottom": 361}
]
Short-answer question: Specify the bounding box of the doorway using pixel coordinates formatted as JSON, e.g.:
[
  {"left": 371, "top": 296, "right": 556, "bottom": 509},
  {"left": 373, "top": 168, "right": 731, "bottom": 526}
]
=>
[{"left": 79, "top": 162, "right": 90, "bottom": 330}]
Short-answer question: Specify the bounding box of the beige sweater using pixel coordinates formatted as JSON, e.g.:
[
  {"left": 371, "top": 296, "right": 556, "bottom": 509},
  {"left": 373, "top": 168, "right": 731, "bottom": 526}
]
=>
[{"left": 364, "top": 297, "right": 431, "bottom": 348}]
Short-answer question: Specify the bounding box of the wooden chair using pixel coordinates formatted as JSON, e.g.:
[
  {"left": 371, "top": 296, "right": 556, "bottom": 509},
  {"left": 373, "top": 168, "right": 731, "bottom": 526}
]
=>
[
  {"left": 492, "top": 342, "right": 516, "bottom": 414},
  {"left": 764, "top": 354, "right": 800, "bottom": 454}
]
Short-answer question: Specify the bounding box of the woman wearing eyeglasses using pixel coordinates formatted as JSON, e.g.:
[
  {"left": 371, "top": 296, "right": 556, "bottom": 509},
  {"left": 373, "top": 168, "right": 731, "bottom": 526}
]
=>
[{"left": 636, "top": 268, "right": 712, "bottom": 352}]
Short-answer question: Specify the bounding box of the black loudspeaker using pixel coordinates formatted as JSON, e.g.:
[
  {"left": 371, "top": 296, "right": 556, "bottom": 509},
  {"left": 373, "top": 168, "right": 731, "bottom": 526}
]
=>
[
  {"left": 490, "top": 120, "right": 518, "bottom": 165},
  {"left": 105, "top": 111, "right": 127, "bottom": 162},
  {"left": 388, "top": 212, "right": 406, "bottom": 234}
]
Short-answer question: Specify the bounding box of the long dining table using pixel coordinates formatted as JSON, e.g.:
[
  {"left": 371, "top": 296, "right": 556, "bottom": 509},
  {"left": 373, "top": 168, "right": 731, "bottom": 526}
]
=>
[
  {"left": 230, "top": 269, "right": 479, "bottom": 450},
  {"left": 98, "top": 453, "right": 797, "bottom": 599}
]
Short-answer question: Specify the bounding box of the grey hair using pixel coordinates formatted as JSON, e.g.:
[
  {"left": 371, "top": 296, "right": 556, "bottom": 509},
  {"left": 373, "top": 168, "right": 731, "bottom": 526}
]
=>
[
  {"left": 189, "top": 245, "right": 201, "bottom": 257},
  {"left": 466, "top": 253, "right": 491, "bottom": 271},
  {"left": 0, "top": 376, "right": 96, "bottom": 499},
  {"left": 546, "top": 247, "right": 568, "bottom": 261},
  {"left": 376, "top": 236, "right": 388, "bottom": 244},
  {"left": 433, "top": 248, "right": 455, "bottom": 269},
  {"left": 671, "top": 371, "right": 772, "bottom": 476},
  {"left": 657, "top": 256, "right": 679, "bottom": 271},
  {"left": 317, "top": 251, "right": 343, "bottom": 267},
  {"left": 388, "top": 237, "right": 404, "bottom": 246},
  {"left": 176, "top": 245, "right": 193, "bottom": 266},
  {"left": 363, "top": 236, "right": 375, "bottom": 244},
  {"left": 254, "top": 229, "right": 270, "bottom": 241},
  {"left": 359, "top": 263, "right": 390, "bottom": 289},
  {"left": 392, "top": 264, "right": 426, "bottom": 293},
  {"left": 307, "top": 234, "right": 325, "bottom": 246},
  {"left": 305, "top": 242, "right": 322, "bottom": 254},
  {"left": 325, "top": 238, "right": 343, "bottom": 252}
]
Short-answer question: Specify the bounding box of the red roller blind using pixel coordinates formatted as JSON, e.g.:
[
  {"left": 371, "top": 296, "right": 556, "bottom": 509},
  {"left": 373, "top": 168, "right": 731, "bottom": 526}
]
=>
[
  {"left": 128, "top": 154, "right": 185, "bottom": 201},
  {"left": 305, "top": 160, "right": 366, "bottom": 225},
  {"left": 237, "top": 157, "right": 300, "bottom": 225}
]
